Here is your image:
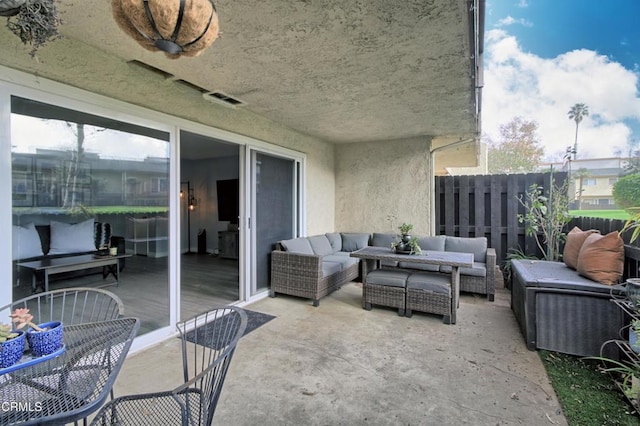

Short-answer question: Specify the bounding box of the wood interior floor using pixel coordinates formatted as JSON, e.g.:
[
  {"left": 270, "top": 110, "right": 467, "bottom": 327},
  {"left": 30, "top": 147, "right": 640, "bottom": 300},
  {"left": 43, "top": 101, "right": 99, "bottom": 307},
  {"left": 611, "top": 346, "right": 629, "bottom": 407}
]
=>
[{"left": 13, "top": 253, "right": 240, "bottom": 336}]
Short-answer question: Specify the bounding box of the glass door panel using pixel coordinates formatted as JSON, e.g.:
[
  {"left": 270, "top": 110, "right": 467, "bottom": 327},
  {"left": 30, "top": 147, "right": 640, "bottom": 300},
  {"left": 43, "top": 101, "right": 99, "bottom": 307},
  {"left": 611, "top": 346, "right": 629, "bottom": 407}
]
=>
[
  {"left": 10, "top": 96, "right": 171, "bottom": 336},
  {"left": 251, "top": 151, "right": 296, "bottom": 295}
]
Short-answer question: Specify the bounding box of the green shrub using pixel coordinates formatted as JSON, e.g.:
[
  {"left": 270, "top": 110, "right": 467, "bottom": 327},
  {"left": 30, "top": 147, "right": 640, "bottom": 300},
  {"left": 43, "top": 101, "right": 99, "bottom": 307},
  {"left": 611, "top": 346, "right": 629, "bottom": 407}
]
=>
[{"left": 613, "top": 174, "right": 640, "bottom": 210}]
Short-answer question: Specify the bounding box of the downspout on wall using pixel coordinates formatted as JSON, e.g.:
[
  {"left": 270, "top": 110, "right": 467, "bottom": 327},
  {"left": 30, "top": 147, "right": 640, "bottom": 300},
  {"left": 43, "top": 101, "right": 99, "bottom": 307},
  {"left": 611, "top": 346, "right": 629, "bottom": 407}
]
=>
[{"left": 429, "top": 137, "right": 477, "bottom": 234}]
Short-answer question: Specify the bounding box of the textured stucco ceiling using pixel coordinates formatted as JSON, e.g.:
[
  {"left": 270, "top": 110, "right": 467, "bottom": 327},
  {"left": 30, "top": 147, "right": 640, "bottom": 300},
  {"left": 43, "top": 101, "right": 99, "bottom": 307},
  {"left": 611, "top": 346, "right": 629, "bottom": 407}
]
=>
[{"left": 52, "top": 0, "right": 481, "bottom": 145}]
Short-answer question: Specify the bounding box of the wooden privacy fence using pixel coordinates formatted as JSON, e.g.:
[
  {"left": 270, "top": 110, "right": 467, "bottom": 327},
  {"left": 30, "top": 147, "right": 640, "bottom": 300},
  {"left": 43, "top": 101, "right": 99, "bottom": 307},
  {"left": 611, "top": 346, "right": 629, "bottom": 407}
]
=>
[{"left": 435, "top": 172, "right": 568, "bottom": 269}]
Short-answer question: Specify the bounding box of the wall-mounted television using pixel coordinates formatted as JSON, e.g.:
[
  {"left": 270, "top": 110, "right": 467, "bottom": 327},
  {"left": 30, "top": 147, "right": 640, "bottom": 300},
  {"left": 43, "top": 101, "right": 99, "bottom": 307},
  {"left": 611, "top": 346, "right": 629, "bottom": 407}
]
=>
[{"left": 216, "top": 179, "right": 239, "bottom": 224}]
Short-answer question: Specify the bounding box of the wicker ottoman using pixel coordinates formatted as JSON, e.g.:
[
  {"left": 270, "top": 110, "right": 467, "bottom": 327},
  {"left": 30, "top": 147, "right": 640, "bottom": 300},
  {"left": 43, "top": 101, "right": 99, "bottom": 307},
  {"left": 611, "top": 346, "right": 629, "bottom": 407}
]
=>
[
  {"left": 363, "top": 269, "right": 410, "bottom": 316},
  {"left": 405, "top": 272, "right": 454, "bottom": 324}
]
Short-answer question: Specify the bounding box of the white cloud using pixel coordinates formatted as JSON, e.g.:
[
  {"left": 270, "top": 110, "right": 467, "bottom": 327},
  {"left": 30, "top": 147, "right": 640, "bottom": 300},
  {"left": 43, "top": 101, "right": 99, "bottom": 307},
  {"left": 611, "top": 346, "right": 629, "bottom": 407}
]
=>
[
  {"left": 496, "top": 15, "right": 533, "bottom": 27},
  {"left": 483, "top": 29, "right": 640, "bottom": 160}
]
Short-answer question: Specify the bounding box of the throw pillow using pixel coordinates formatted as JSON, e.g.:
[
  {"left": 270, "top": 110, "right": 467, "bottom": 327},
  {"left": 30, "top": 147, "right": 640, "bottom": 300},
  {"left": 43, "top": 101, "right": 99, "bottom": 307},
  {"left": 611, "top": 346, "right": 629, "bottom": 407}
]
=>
[
  {"left": 371, "top": 233, "right": 399, "bottom": 248},
  {"left": 325, "top": 233, "right": 342, "bottom": 252},
  {"left": 563, "top": 226, "right": 600, "bottom": 270},
  {"left": 341, "top": 233, "right": 370, "bottom": 252},
  {"left": 445, "top": 236, "right": 487, "bottom": 263},
  {"left": 576, "top": 231, "right": 624, "bottom": 285},
  {"left": 280, "top": 237, "right": 314, "bottom": 255},
  {"left": 94, "top": 222, "right": 112, "bottom": 249},
  {"left": 49, "top": 218, "right": 97, "bottom": 255},
  {"left": 12, "top": 222, "right": 44, "bottom": 260},
  {"left": 308, "top": 235, "right": 334, "bottom": 255}
]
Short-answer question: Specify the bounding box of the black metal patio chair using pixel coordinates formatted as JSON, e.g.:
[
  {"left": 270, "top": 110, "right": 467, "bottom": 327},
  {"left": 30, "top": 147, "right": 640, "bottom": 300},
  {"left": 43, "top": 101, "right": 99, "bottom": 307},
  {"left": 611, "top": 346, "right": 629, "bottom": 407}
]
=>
[{"left": 90, "top": 305, "right": 248, "bottom": 426}]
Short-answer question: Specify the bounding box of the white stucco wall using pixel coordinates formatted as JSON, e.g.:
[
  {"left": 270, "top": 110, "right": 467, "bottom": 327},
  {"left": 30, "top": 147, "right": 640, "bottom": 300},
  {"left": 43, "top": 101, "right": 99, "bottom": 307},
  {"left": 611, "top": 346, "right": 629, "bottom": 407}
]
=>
[
  {"left": 335, "top": 137, "right": 432, "bottom": 235},
  {"left": 0, "top": 32, "right": 335, "bottom": 236}
]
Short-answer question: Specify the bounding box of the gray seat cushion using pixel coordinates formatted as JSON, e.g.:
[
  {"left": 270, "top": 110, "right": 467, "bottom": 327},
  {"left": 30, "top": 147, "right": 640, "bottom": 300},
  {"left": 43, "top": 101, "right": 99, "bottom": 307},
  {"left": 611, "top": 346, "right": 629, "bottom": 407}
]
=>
[
  {"left": 323, "top": 254, "right": 358, "bottom": 268},
  {"left": 308, "top": 235, "right": 334, "bottom": 256},
  {"left": 440, "top": 262, "right": 486, "bottom": 277},
  {"left": 281, "top": 237, "right": 314, "bottom": 255},
  {"left": 341, "top": 233, "right": 370, "bottom": 252},
  {"left": 407, "top": 272, "right": 451, "bottom": 294},
  {"left": 445, "top": 236, "right": 486, "bottom": 263},
  {"left": 322, "top": 261, "right": 343, "bottom": 277},
  {"left": 366, "top": 270, "right": 410, "bottom": 288}
]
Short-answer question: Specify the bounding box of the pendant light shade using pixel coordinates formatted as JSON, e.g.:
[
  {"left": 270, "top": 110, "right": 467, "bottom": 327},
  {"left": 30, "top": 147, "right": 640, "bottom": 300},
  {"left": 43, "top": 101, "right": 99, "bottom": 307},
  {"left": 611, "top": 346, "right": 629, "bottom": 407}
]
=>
[{"left": 112, "top": 0, "right": 219, "bottom": 59}]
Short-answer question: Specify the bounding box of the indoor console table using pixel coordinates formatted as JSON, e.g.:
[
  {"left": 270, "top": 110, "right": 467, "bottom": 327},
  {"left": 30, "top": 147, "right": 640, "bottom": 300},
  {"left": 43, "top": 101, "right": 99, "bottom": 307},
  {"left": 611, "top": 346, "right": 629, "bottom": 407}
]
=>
[
  {"left": 18, "top": 254, "right": 131, "bottom": 293},
  {"left": 350, "top": 246, "right": 474, "bottom": 323},
  {"left": 0, "top": 317, "right": 140, "bottom": 426}
]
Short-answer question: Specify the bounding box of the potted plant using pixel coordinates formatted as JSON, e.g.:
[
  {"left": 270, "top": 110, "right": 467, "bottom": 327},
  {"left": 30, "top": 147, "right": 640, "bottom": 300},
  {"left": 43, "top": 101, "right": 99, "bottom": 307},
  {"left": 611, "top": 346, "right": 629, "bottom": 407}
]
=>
[
  {"left": 589, "top": 355, "right": 640, "bottom": 404},
  {"left": 10, "top": 308, "right": 63, "bottom": 357},
  {"left": 0, "top": 323, "right": 26, "bottom": 368},
  {"left": 631, "top": 319, "right": 640, "bottom": 354},
  {"left": 5, "top": 0, "right": 62, "bottom": 57},
  {"left": 399, "top": 223, "right": 413, "bottom": 241},
  {"left": 407, "top": 237, "right": 422, "bottom": 255}
]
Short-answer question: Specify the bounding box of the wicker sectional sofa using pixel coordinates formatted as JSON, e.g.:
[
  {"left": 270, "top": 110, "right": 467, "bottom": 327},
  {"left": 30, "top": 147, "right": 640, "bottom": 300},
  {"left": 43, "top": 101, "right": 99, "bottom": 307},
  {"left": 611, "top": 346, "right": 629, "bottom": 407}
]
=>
[
  {"left": 270, "top": 232, "right": 496, "bottom": 307},
  {"left": 270, "top": 233, "right": 366, "bottom": 306}
]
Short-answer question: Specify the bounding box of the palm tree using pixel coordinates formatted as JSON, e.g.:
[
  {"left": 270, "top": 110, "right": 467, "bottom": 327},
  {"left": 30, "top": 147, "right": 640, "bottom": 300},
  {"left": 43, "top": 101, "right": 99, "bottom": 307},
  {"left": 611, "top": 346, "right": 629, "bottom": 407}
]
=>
[{"left": 567, "top": 103, "right": 589, "bottom": 160}]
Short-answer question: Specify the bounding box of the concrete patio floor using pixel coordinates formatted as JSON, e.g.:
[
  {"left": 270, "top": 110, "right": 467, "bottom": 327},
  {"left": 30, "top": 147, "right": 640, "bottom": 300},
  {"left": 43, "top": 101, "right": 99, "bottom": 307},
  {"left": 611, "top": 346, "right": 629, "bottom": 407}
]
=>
[{"left": 112, "top": 283, "right": 568, "bottom": 425}]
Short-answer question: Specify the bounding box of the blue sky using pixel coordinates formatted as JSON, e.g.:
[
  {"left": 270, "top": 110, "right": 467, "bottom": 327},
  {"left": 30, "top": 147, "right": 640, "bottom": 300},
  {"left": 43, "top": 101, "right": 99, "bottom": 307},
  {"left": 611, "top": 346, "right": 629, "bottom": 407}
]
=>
[{"left": 483, "top": 0, "right": 640, "bottom": 160}]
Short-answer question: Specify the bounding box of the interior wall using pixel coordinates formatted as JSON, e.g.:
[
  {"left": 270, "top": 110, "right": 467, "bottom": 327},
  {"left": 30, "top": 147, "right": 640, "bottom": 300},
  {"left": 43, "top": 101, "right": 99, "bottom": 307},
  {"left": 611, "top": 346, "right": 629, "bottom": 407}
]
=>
[
  {"left": 335, "top": 137, "right": 432, "bottom": 235},
  {"left": 0, "top": 31, "right": 335, "bottom": 237},
  {"left": 181, "top": 156, "right": 240, "bottom": 253}
]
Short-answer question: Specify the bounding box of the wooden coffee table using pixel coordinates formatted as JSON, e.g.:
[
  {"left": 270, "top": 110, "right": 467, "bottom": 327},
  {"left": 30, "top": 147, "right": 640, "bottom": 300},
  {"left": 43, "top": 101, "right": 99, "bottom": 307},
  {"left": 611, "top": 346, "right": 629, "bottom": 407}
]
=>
[{"left": 18, "top": 254, "right": 131, "bottom": 293}]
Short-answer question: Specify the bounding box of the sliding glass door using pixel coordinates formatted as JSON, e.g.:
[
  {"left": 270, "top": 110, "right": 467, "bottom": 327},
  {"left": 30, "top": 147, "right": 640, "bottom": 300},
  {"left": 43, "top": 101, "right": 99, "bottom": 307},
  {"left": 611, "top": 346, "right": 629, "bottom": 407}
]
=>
[{"left": 250, "top": 150, "right": 298, "bottom": 296}]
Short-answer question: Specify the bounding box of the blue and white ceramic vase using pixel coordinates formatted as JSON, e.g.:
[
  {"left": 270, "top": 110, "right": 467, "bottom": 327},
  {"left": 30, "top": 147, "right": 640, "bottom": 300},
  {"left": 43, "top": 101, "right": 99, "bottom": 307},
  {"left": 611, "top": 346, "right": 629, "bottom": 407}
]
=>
[
  {"left": 27, "top": 321, "right": 63, "bottom": 357},
  {"left": 0, "top": 330, "right": 26, "bottom": 368},
  {"left": 627, "top": 279, "right": 640, "bottom": 309},
  {"left": 631, "top": 327, "right": 640, "bottom": 354}
]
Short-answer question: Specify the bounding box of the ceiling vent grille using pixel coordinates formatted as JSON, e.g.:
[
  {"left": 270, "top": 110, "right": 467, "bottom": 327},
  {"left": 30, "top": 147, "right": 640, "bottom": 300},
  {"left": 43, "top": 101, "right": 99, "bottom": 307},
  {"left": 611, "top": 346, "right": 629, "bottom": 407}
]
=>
[
  {"left": 127, "top": 60, "right": 175, "bottom": 80},
  {"left": 203, "top": 91, "right": 247, "bottom": 108},
  {"left": 126, "top": 61, "right": 246, "bottom": 108}
]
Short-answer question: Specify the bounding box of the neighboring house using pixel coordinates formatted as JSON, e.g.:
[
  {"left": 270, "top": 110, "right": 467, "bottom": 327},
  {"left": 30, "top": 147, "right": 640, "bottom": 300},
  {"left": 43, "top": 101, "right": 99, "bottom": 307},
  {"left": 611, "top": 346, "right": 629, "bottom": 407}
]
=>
[
  {"left": 540, "top": 157, "right": 628, "bottom": 209},
  {"left": 1, "top": 1, "right": 485, "bottom": 347}
]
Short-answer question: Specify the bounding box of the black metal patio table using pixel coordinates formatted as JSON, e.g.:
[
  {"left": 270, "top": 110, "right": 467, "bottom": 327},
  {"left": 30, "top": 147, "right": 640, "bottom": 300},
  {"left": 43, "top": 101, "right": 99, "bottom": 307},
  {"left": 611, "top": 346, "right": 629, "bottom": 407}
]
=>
[{"left": 0, "top": 317, "right": 139, "bottom": 425}]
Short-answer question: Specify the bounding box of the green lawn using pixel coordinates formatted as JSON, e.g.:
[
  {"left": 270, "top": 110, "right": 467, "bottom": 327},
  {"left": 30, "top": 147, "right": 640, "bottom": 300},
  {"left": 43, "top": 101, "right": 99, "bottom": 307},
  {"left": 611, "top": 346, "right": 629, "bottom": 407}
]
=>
[
  {"left": 570, "top": 210, "right": 632, "bottom": 220},
  {"left": 540, "top": 351, "right": 640, "bottom": 425}
]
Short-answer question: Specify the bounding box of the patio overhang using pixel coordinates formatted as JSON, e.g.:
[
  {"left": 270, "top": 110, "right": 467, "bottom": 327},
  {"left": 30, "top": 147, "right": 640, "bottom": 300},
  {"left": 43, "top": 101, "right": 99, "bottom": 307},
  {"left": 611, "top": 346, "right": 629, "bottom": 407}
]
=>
[{"left": 0, "top": 0, "right": 484, "bottom": 163}]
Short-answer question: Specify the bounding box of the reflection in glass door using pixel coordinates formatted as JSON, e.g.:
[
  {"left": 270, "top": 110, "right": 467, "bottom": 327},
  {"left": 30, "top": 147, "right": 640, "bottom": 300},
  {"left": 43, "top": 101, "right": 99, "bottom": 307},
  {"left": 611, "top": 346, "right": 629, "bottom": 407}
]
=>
[{"left": 250, "top": 151, "right": 297, "bottom": 295}]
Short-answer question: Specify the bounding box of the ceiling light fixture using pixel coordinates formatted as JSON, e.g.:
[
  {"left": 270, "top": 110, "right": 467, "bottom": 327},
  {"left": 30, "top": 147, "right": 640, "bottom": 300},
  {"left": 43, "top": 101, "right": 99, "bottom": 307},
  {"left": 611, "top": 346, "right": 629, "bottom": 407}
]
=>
[{"left": 111, "top": 0, "right": 219, "bottom": 59}]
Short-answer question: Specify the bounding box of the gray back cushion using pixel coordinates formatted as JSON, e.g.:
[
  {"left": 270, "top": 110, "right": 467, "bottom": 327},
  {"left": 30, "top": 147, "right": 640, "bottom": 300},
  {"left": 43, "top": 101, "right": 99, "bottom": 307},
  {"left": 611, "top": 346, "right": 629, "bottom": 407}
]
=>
[
  {"left": 308, "top": 235, "right": 334, "bottom": 256},
  {"left": 325, "top": 232, "right": 342, "bottom": 252},
  {"left": 341, "top": 233, "right": 371, "bottom": 252},
  {"left": 445, "top": 236, "right": 487, "bottom": 263},
  {"left": 280, "top": 237, "right": 314, "bottom": 255},
  {"left": 416, "top": 235, "right": 446, "bottom": 251},
  {"left": 371, "top": 233, "right": 399, "bottom": 248}
]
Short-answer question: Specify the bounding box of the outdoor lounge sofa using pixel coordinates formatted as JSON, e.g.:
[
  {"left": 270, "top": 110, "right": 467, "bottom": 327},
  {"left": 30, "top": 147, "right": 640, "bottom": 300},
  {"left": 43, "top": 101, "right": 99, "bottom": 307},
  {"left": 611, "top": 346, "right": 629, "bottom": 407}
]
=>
[
  {"left": 510, "top": 228, "right": 640, "bottom": 357},
  {"left": 270, "top": 233, "right": 365, "bottom": 306},
  {"left": 270, "top": 232, "right": 496, "bottom": 307}
]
